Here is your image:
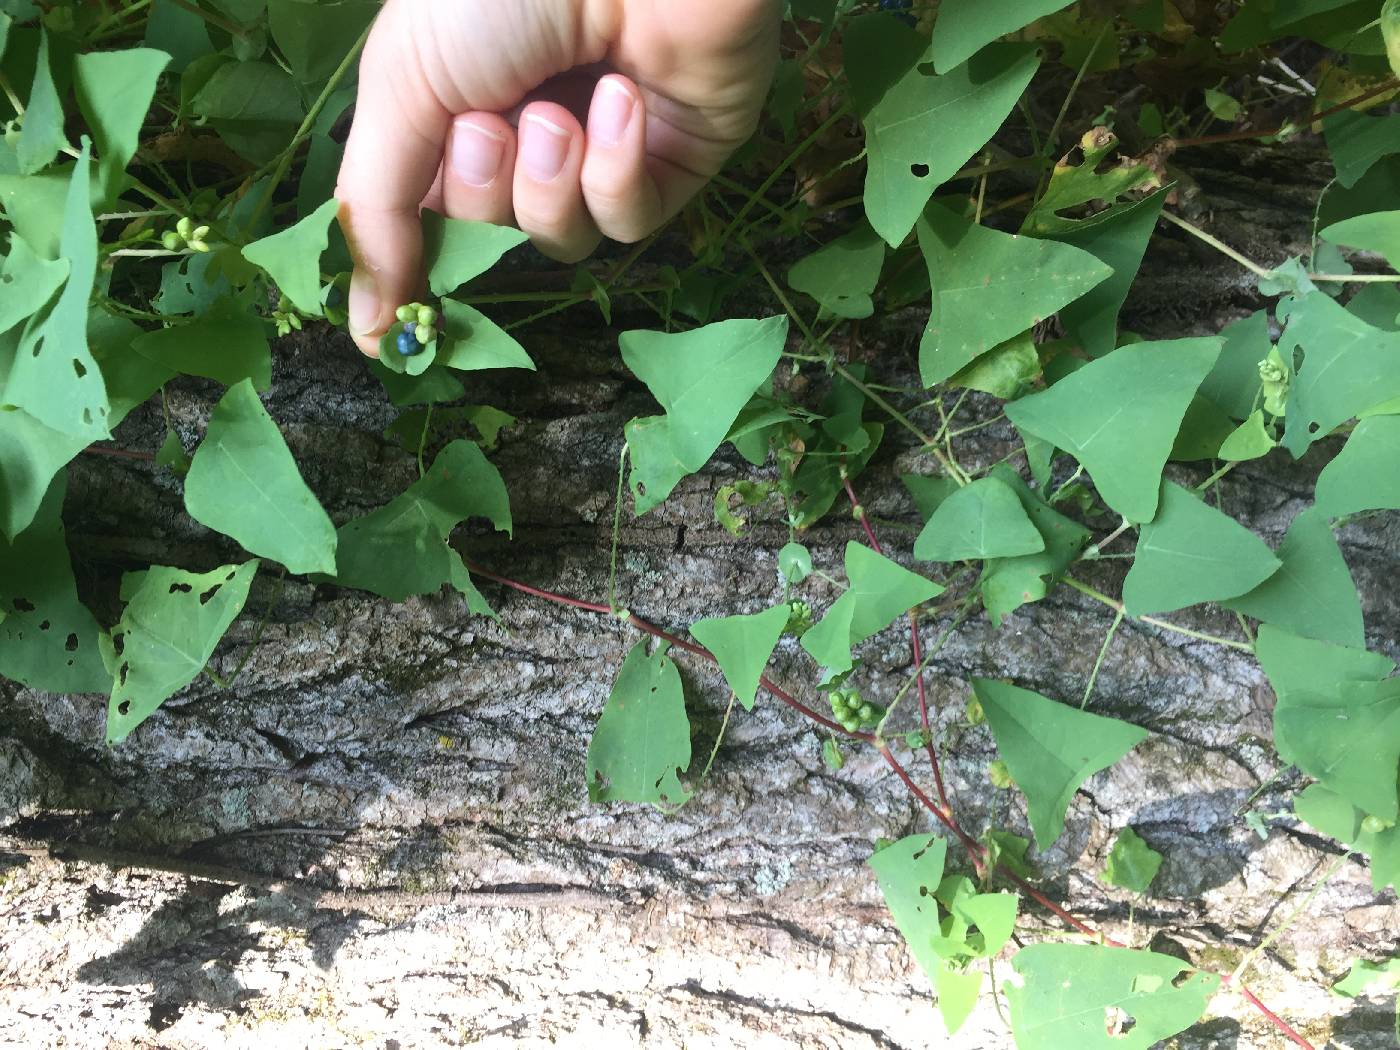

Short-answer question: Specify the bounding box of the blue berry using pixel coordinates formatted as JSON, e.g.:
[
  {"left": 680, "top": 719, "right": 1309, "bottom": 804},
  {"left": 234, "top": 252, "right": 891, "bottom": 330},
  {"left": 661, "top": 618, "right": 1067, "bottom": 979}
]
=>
[
  {"left": 396, "top": 327, "right": 422, "bottom": 357},
  {"left": 879, "top": 0, "right": 915, "bottom": 25}
]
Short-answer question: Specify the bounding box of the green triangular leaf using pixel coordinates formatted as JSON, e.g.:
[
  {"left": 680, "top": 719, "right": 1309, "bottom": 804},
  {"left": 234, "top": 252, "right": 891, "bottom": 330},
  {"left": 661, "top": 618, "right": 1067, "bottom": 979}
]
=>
[
  {"left": 864, "top": 44, "right": 1040, "bottom": 246},
  {"left": 1277, "top": 292, "right": 1400, "bottom": 456},
  {"left": 802, "top": 542, "right": 943, "bottom": 673},
  {"left": 690, "top": 605, "right": 789, "bottom": 711},
  {"left": 903, "top": 472, "right": 961, "bottom": 521},
  {"left": 1200, "top": 310, "right": 1271, "bottom": 421},
  {"left": 1122, "top": 481, "right": 1281, "bottom": 616},
  {"left": 108, "top": 560, "right": 261, "bottom": 744},
  {"left": 620, "top": 315, "right": 787, "bottom": 471},
  {"left": 586, "top": 640, "right": 691, "bottom": 806},
  {"left": 1295, "top": 784, "right": 1400, "bottom": 894},
  {"left": 1322, "top": 210, "right": 1400, "bottom": 272},
  {"left": 787, "top": 220, "right": 885, "bottom": 319},
  {"left": 1006, "top": 944, "right": 1219, "bottom": 1049},
  {"left": 185, "top": 379, "right": 338, "bottom": 575},
  {"left": 1315, "top": 413, "right": 1400, "bottom": 519},
  {"left": 973, "top": 677, "right": 1148, "bottom": 849},
  {"left": 933, "top": 962, "right": 983, "bottom": 1036},
  {"left": 913, "top": 476, "right": 1046, "bottom": 562},
  {"left": 1280, "top": 677, "right": 1400, "bottom": 823},
  {"left": 334, "top": 440, "right": 511, "bottom": 601},
  {"left": 981, "top": 465, "right": 1092, "bottom": 626},
  {"left": 1003, "top": 338, "right": 1222, "bottom": 522},
  {"left": 930, "top": 0, "right": 1075, "bottom": 72},
  {"left": 1044, "top": 188, "right": 1169, "bottom": 358},
  {"left": 1223, "top": 508, "right": 1364, "bottom": 647},
  {"left": 73, "top": 48, "right": 171, "bottom": 199},
  {"left": 423, "top": 212, "right": 529, "bottom": 297},
  {"left": 241, "top": 196, "right": 339, "bottom": 315},
  {"left": 0, "top": 473, "right": 110, "bottom": 693},
  {"left": 1100, "top": 826, "right": 1163, "bottom": 894},
  {"left": 917, "top": 202, "right": 1112, "bottom": 385},
  {"left": 1325, "top": 111, "right": 1400, "bottom": 189},
  {"left": 1217, "top": 409, "right": 1276, "bottom": 461},
  {"left": 438, "top": 299, "right": 536, "bottom": 372},
  {"left": 132, "top": 296, "right": 273, "bottom": 390},
  {"left": 624, "top": 415, "right": 689, "bottom": 515}
]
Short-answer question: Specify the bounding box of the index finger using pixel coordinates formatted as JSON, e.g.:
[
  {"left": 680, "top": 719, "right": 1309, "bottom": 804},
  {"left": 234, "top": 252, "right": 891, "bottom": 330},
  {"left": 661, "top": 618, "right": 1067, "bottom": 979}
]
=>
[{"left": 335, "top": 4, "right": 451, "bottom": 356}]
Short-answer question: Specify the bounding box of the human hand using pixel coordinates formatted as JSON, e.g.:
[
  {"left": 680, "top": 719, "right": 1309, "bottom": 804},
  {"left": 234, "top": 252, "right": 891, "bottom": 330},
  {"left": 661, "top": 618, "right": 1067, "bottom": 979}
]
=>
[{"left": 335, "top": 0, "right": 782, "bottom": 355}]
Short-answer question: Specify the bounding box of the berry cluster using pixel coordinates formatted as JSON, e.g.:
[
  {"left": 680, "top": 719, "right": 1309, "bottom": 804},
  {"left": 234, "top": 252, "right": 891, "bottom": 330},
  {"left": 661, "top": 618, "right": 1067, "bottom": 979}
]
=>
[
  {"left": 878, "top": 0, "right": 916, "bottom": 26},
  {"left": 162, "top": 216, "right": 211, "bottom": 253},
  {"left": 784, "top": 599, "right": 814, "bottom": 638},
  {"left": 394, "top": 302, "right": 439, "bottom": 357},
  {"left": 828, "top": 687, "right": 884, "bottom": 734}
]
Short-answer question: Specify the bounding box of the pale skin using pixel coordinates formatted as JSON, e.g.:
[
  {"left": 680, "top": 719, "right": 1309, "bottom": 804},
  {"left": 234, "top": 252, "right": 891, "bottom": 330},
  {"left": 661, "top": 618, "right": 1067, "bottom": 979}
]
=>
[{"left": 336, "top": 0, "right": 783, "bottom": 356}]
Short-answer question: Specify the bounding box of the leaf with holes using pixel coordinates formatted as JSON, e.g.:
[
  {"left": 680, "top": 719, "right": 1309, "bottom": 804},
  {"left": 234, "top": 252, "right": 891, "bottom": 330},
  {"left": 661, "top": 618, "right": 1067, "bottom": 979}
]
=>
[
  {"left": 1122, "top": 481, "right": 1281, "bottom": 616},
  {"left": 16, "top": 29, "right": 69, "bottom": 175},
  {"left": 930, "top": 0, "right": 1075, "bottom": 71},
  {"left": 242, "top": 197, "right": 339, "bottom": 315},
  {"left": 107, "top": 560, "right": 260, "bottom": 745},
  {"left": 132, "top": 296, "right": 273, "bottom": 390},
  {"left": 914, "top": 476, "right": 1046, "bottom": 562},
  {"left": 864, "top": 44, "right": 1040, "bottom": 246},
  {"left": 424, "top": 212, "right": 530, "bottom": 297},
  {"left": 787, "top": 220, "right": 885, "bottom": 319},
  {"left": 621, "top": 315, "right": 787, "bottom": 472},
  {"left": 1004, "top": 338, "right": 1222, "bottom": 522},
  {"left": 1021, "top": 128, "right": 1156, "bottom": 237},
  {"left": 917, "top": 201, "right": 1111, "bottom": 385},
  {"left": 801, "top": 542, "right": 943, "bottom": 673},
  {"left": 869, "top": 834, "right": 950, "bottom": 990},
  {"left": 0, "top": 232, "right": 68, "bottom": 336},
  {"left": 1277, "top": 293, "right": 1400, "bottom": 456},
  {"left": 1100, "top": 826, "right": 1163, "bottom": 894},
  {"left": 185, "top": 379, "right": 338, "bottom": 575},
  {"left": 1006, "top": 944, "right": 1220, "bottom": 1049},
  {"left": 1223, "top": 508, "right": 1364, "bottom": 647},
  {"left": 0, "top": 473, "right": 110, "bottom": 693},
  {"left": 624, "top": 415, "right": 690, "bottom": 515},
  {"left": 973, "top": 678, "right": 1148, "bottom": 849},
  {"left": 690, "top": 604, "right": 789, "bottom": 712},
  {"left": 6, "top": 142, "right": 112, "bottom": 441},
  {"left": 586, "top": 640, "right": 692, "bottom": 806}
]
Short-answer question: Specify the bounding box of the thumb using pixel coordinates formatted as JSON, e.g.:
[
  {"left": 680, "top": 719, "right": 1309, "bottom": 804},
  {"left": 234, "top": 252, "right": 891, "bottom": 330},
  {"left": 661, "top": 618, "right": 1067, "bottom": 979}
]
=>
[{"left": 335, "top": 3, "right": 450, "bottom": 356}]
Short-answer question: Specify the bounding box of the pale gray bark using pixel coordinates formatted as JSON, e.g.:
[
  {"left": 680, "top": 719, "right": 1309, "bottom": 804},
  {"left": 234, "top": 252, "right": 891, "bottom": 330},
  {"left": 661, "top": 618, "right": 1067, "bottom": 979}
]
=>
[{"left": 1, "top": 143, "right": 1396, "bottom": 1048}]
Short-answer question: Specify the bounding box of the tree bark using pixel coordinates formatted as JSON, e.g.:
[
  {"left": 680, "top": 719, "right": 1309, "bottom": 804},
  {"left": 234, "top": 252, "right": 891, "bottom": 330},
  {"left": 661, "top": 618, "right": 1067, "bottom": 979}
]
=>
[{"left": 2, "top": 142, "right": 1397, "bottom": 1049}]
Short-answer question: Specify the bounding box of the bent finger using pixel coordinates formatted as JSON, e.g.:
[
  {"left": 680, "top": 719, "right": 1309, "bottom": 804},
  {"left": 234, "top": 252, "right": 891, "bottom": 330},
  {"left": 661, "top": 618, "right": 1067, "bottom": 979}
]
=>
[
  {"left": 440, "top": 112, "right": 517, "bottom": 227},
  {"left": 511, "top": 102, "right": 601, "bottom": 264},
  {"left": 580, "top": 75, "right": 665, "bottom": 244}
]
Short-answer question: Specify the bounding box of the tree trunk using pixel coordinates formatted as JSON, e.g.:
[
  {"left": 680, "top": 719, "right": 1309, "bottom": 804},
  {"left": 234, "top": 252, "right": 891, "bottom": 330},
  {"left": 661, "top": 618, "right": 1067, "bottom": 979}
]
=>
[{"left": 2, "top": 142, "right": 1396, "bottom": 1049}]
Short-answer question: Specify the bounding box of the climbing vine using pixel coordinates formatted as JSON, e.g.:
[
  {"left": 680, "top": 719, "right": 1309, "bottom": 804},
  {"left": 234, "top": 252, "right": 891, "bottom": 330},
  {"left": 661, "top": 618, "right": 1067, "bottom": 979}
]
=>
[{"left": 1, "top": 0, "right": 1399, "bottom": 1045}]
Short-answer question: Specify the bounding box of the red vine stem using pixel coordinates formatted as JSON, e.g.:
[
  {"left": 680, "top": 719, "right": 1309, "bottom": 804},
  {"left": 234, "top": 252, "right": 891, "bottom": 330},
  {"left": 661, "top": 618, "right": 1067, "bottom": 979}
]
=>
[
  {"left": 463, "top": 560, "right": 1315, "bottom": 1049},
  {"left": 1172, "top": 76, "right": 1399, "bottom": 148},
  {"left": 841, "top": 468, "right": 952, "bottom": 816}
]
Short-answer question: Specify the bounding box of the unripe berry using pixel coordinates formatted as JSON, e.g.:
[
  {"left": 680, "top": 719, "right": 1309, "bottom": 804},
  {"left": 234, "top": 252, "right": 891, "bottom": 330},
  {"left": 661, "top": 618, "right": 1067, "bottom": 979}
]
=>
[
  {"left": 396, "top": 304, "right": 419, "bottom": 324},
  {"left": 417, "top": 305, "right": 438, "bottom": 328}
]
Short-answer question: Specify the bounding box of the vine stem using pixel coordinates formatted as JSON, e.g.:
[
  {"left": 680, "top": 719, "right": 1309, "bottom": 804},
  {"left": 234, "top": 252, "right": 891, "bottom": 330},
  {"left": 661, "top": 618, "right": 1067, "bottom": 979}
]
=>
[
  {"left": 841, "top": 469, "right": 951, "bottom": 816},
  {"left": 1163, "top": 209, "right": 1400, "bottom": 283},
  {"left": 1063, "top": 575, "right": 1255, "bottom": 653},
  {"left": 1172, "top": 77, "right": 1399, "bottom": 148},
  {"left": 462, "top": 560, "right": 1313, "bottom": 1048}
]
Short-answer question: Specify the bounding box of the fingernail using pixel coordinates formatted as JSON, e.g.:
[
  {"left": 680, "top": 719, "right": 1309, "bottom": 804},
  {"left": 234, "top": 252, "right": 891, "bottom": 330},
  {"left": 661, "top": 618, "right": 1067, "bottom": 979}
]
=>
[
  {"left": 451, "top": 119, "right": 507, "bottom": 187},
  {"left": 348, "top": 269, "right": 380, "bottom": 337},
  {"left": 589, "top": 79, "right": 635, "bottom": 148},
  {"left": 520, "top": 113, "right": 571, "bottom": 182}
]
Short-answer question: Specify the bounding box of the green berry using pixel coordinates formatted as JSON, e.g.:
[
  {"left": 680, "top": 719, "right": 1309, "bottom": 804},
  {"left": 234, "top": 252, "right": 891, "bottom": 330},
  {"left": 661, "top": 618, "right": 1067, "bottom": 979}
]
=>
[
  {"left": 162, "top": 231, "right": 182, "bottom": 251},
  {"left": 858, "top": 703, "right": 875, "bottom": 722},
  {"left": 416, "top": 305, "right": 438, "bottom": 327},
  {"left": 396, "top": 304, "right": 419, "bottom": 324},
  {"left": 1361, "top": 814, "right": 1393, "bottom": 834},
  {"left": 414, "top": 324, "right": 432, "bottom": 346},
  {"left": 176, "top": 216, "right": 194, "bottom": 240},
  {"left": 841, "top": 718, "right": 860, "bottom": 733}
]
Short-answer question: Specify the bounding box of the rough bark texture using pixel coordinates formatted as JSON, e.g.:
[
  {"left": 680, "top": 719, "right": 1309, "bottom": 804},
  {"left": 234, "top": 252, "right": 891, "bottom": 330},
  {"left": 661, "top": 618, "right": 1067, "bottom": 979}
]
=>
[{"left": 2, "top": 143, "right": 1397, "bottom": 1049}]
